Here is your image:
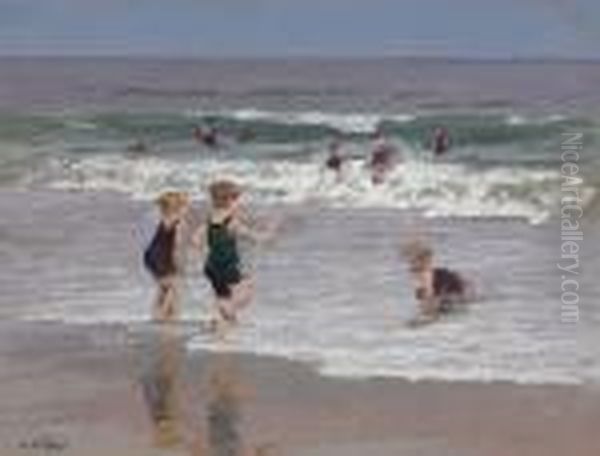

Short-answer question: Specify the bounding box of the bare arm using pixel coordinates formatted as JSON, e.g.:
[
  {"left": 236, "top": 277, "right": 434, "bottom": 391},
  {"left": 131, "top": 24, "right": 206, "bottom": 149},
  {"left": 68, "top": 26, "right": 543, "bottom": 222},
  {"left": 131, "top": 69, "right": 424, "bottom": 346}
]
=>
[
  {"left": 416, "top": 269, "right": 439, "bottom": 316},
  {"left": 233, "top": 217, "right": 277, "bottom": 245},
  {"left": 191, "top": 224, "right": 206, "bottom": 253}
]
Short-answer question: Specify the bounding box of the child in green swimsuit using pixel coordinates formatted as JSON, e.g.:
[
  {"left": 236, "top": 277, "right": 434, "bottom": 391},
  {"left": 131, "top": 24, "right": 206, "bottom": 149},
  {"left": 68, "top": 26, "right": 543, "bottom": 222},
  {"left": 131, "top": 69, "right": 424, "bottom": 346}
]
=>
[{"left": 193, "top": 179, "right": 275, "bottom": 326}]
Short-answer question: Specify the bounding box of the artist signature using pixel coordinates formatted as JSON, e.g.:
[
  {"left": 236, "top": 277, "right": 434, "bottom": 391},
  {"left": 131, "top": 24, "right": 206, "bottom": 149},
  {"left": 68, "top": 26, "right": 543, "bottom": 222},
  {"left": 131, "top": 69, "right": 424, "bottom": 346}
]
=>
[{"left": 18, "top": 433, "right": 69, "bottom": 453}]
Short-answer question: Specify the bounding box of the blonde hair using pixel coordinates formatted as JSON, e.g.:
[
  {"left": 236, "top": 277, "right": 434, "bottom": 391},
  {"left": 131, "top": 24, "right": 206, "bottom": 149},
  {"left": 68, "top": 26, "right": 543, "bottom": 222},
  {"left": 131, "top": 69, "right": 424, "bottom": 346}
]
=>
[
  {"left": 402, "top": 240, "right": 433, "bottom": 267},
  {"left": 209, "top": 179, "right": 241, "bottom": 209},
  {"left": 155, "top": 191, "right": 189, "bottom": 216}
]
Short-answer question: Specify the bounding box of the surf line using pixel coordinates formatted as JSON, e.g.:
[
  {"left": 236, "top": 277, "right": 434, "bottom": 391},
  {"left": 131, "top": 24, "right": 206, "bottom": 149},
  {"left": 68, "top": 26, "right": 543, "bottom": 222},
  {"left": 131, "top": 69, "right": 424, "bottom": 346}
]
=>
[{"left": 558, "top": 132, "right": 583, "bottom": 325}]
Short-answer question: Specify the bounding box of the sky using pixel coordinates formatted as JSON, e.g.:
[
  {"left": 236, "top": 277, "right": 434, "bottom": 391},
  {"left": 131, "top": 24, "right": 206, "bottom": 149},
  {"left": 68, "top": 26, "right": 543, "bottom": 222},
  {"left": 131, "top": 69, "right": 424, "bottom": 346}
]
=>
[{"left": 0, "top": 0, "right": 599, "bottom": 58}]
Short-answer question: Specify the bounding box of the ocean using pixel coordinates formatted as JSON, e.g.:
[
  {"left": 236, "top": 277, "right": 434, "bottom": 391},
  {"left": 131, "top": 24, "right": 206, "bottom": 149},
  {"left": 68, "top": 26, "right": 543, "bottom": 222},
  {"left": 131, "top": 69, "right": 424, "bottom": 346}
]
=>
[{"left": 0, "top": 57, "right": 598, "bottom": 385}]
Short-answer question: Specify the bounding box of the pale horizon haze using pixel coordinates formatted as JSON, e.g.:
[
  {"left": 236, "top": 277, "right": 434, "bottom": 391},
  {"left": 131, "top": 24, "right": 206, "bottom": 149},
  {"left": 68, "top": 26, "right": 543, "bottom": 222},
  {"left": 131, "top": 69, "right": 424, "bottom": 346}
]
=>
[{"left": 0, "top": 0, "right": 599, "bottom": 59}]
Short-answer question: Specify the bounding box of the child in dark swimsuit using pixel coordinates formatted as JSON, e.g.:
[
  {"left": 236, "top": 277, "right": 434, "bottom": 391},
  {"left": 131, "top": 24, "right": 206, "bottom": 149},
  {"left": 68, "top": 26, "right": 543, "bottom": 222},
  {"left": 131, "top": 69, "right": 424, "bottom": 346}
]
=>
[
  {"left": 403, "top": 242, "right": 472, "bottom": 323},
  {"left": 325, "top": 138, "right": 344, "bottom": 179},
  {"left": 429, "top": 126, "right": 451, "bottom": 157},
  {"left": 193, "top": 125, "right": 219, "bottom": 148},
  {"left": 369, "top": 130, "right": 398, "bottom": 184},
  {"left": 144, "top": 191, "right": 190, "bottom": 321},
  {"left": 193, "top": 180, "right": 276, "bottom": 327}
]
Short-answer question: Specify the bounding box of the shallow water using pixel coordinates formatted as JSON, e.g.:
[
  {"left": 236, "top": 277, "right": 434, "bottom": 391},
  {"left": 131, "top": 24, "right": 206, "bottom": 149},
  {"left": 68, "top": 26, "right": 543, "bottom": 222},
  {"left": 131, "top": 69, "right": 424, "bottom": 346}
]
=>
[
  {"left": 0, "top": 191, "right": 596, "bottom": 384},
  {"left": 0, "top": 57, "right": 598, "bottom": 385}
]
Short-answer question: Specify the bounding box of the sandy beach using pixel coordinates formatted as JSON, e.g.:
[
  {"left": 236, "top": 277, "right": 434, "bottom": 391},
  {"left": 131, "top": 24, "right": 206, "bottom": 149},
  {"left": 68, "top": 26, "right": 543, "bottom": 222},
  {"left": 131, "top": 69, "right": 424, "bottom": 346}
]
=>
[{"left": 0, "top": 321, "right": 597, "bottom": 456}]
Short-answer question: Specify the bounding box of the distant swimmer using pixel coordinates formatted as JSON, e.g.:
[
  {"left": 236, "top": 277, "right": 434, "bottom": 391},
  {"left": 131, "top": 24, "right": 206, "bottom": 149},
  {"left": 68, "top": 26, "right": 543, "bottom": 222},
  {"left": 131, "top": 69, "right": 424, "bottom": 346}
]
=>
[
  {"left": 127, "top": 139, "right": 148, "bottom": 154},
  {"left": 403, "top": 241, "right": 474, "bottom": 326},
  {"left": 325, "top": 138, "right": 344, "bottom": 179},
  {"left": 429, "top": 126, "right": 451, "bottom": 157},
  {"left": 369, "top": 129, "right": 397, "bottom": 184},
  {"left": 193, "top": 125, "right": 219, "bottom": 148}
]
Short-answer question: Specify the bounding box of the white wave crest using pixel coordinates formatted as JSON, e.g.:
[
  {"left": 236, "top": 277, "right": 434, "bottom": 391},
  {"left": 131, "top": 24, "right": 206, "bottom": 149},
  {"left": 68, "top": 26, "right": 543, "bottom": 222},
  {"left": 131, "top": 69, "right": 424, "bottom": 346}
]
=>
[
  {"left": 188, "top": 108, "right": 415, "bottom": 134},
  {"left": 26, "top": 154, "right": 569, "bottom": 224}
]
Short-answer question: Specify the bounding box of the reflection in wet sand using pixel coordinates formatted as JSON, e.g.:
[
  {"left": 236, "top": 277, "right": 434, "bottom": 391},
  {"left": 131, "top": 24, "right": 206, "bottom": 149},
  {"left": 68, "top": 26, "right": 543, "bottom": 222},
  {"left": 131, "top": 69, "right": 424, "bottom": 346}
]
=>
[
  {"left": 138, "top": 326, "right": 276, "bottom": 455},
  {"left": 139, "top": 327, "right": 184, "bottom": 448},
  {"left": 203, "top": 355, "right": 277, "bottom": 456},
  {"left": 206, "top": 355, "right": 243, "bottom": 456}
]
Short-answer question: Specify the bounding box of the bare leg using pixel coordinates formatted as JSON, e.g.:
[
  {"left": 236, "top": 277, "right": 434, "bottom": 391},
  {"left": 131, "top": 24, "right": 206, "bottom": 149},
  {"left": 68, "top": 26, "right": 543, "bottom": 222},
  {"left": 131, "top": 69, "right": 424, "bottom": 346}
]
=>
[
  {"left": 210, "top": 279, "right": 254, "bottom": 334},
  {"left": 154, "top": 277, "right": 178, "bottom": 322},
  {"left": 216, "top": 297, "right": 237, "bottom": 323},
  {"left": 163, "top": 284, "right": 178, "bottom": 320},
  {"left": 231, "top": 278, "right": 254, "bottom": 313},
  {"left": 207, "top": 297, "right": 236, "bottom": 338},
  {"left": 153, "top": 285, "right": 168, "bottom": 321}
]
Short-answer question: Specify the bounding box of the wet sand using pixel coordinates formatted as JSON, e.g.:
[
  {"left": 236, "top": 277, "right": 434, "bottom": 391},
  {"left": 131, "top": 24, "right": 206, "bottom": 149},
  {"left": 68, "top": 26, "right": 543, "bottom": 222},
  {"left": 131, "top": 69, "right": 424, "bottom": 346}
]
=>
[{"left": 0, "top": 322, "right": 598, "bottom": 456}]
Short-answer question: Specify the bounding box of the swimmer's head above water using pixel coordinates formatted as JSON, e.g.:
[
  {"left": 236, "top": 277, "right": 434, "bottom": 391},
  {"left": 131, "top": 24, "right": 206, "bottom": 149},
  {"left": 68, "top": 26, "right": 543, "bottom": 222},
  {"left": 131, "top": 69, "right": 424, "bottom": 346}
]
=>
[{"left": 402, "top": 240, "right": 434, "bottom": 273}]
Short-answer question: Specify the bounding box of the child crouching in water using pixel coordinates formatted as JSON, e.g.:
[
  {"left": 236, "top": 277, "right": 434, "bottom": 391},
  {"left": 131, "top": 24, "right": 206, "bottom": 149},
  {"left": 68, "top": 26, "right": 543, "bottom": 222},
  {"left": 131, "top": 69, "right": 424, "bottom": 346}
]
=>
[
  {"left": 193, "top": 179, "right": 276, "bottom": 327},
  {"left": 144, "top": 191, "right": 190, "bottom": 321},
  {"left": 404, "top": 241, "right": 474, "bottom": 325}
]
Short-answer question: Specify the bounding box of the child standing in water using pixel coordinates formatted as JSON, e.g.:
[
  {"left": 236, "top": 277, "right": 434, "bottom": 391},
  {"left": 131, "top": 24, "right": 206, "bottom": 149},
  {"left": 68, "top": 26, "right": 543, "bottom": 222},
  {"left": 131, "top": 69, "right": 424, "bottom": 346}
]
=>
[
  {"left": 325, "top": 136, "right": 345, "bottom": 180},
  {"left": 144, "top": 191, "right": 190, "bottom": 321},
  {"left": 193, "top": 180, "right": 275, "bottom": 327},
  {"left": 369, "top": 129, "right": 398, "bottom": 184},
  {"left": 404, "top": 242, "right": 473, "bottom": 325},
  {"left": 428, "top": 126, "right": 452, "bottom": 157}
]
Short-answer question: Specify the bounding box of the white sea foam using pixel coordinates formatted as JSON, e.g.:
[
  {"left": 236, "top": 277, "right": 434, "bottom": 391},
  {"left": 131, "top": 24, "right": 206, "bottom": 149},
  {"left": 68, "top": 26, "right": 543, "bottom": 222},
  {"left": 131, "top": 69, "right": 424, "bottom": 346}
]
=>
[
  {"left": 188, "top": 108, "right": 415, "bottom": 134},
  {"left": 505, "top": 113, "right": 567, "bottom": 126},
  {"left": 182, "top": 307, "right": 583, "bottom": 385},
  {"left": 506, "top": 115, "right": 527, "bottom": 126},
  {"left": 29, "top": 153, "right": 568, "bottom": 224},
  {"left": 62, "top": 119, "right": 98, "bottom": 131}
]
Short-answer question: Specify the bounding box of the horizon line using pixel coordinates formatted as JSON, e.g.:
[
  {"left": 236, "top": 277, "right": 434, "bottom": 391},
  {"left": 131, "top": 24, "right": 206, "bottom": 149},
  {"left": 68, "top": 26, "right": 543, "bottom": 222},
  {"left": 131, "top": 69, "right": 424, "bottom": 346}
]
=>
[{"left": 1, "top": 53, "right": 600, "bottom": 64}]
